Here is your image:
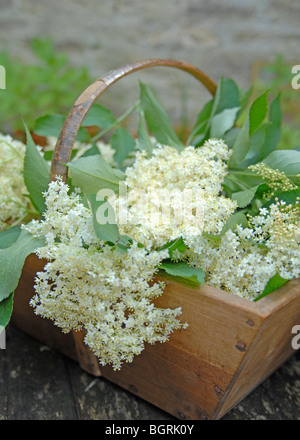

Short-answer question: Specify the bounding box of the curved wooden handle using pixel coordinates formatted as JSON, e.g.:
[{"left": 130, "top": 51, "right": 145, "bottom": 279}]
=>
[{"left": 50, "top": 58, "right": 217, "bottom": 182}]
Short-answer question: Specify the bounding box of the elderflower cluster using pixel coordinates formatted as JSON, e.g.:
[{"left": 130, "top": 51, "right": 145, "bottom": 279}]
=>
[
  {"left": 0, "top": 133, "right": 33, "bottom": 230},
  {"left": 185, "top": 200, "right": 300, "bottom": 300},
  {"left": 111, "top": 140, "right": 237, "bottom": 249},
  {"left": 23, "top": 178, "right": 185, "bottom": 370},
  {"left": 249, "top": 162, "right": 297, "bottom": 196}
]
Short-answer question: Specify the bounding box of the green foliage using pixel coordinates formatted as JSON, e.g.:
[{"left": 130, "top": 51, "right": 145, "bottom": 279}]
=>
[
  {"left": 0, "top": 38, "right": 92, "bottom": 133},
  {"left": 0, "top": 229, "right": 45, "bottom": 302},
  {"left": 137, "top": 109, "right": 153, "bottom": 156},
  {"left": 0, "top": 293, "right": 14, "bottom": 327},
  {"left": 34, "top": 114, "right": 90, "bottom": 142},
  {"left": 110, "top": 127, "right": 136, "bottom": 168},
  {"left": 262, "top": 150, "right": 300, "bottom": 184},
  {"left": 0, "top": 54, "right": 299, "bottom": 330},
  {"left": 88, "top": 193, "right": 131, "bottom": 252},
  {"left": 24, "top": 124, "right": 51, "bottom": 214},
  {"left": 0, "top": 227, "right": 45, "bottom": 329},
  {"left": 139, "top": 81, "right": 184, "bottom": 151},
  {"left": 186, "top": 77, "right": 241, "bottom": 146},
  {"left": 159, "top": 261, "right": 205, "bottom": 286},
  {"left": 158, "top": 237, "right": 188, "bottom": 259},
  {"left": 66, "top": 154, "right": 125, "bottom": 194},
  {"left": 82, "top": 103, "right": 116, "bottom": 129},
  {"left": 253, "top": 55, "right": 300, "bottom": 149},
  {"left": 253, "top": 273, "right": 289, "bottom": 302},
  {"left": 0, "top": 225, "right": 21, "bottom": 249}
]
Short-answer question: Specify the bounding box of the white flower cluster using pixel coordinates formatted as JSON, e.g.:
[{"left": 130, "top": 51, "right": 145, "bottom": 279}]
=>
[
  {"left": 112, "top": 140, "right": 237, "bottom": 249},
  {"left": 0, "top": 133, "right": 33, "bottom": 230},
  {"left": 24, "top": 178, "right": 185, "bottom": 370},
  {"left": 185, "top": 200, "right": 300, "bottom": 300},
  {"left": 249, "top": 162, "right": 297, "bottom": 196},
  {"left": 16, "top": 134, "right": 299, "bottom": 370}
]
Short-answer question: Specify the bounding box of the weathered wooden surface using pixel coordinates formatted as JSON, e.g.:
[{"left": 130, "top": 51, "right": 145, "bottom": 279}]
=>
[{"left": 0, "top": 325, "right": 299, "bottom": 420}]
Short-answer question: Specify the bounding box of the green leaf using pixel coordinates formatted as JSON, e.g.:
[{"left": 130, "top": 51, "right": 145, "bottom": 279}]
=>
[
  {"left": 241, "top": 95, "right": 282, "bottom": 166},
  {"left": 0, "top": 225, "right": 22, "bottom": 249},
  {"left": 238, "top": 85, "right": 253, "bottom": 114},
  {"left": 139, "top": 81, "right": 184, "bottom": 151},
  {"left": 23, "top": 124, "right": 50, "bottom": 213},
  {"left": 262, "top": 188, "right": 300, "bottom": 209},
  {"left": 240, "top": 124, "right": 267, "bottom": 166},
  {"left": 0, "top": 293, "right": 14, "bottom": 327},
  {"left": 225, "top": 171, "right": 265, "bottom": 192},
  {"left": 254, "top": 273, "right": 289, "bottom": 302},
  {"left": 201, "top": 212, "right": 249, "bottom": 244},
  {"left": 269, "top": 93, "right": 282, "bottom": 127},
  {"left": 158, "top": 237, "right": 188, "bottom": 258},
  {"left": 190, "top": 78, "right": 240, "bottom": 146},
  {"left": 80, "top": 144, "right": 101, "bottom": 158},
  {"left": 34, "top": 114, "right": 90, "bottom": 142},
  {"left": 232, "top": 185, "right": 261, "bottom": 208},
  {"left": 229, "top": 118, "right": 251, "bottom": 168},
  {"left": 88, "top": 194, "right": 131, "bottom": 250},
  {"left": 262, "top": 150, "right": 300, "bottom": 183},
  {"left": 187, "top": 99, "right": 214, "bottom": 145},
  {"left": 223, "top": 127, "right": 240, "bottom": 149},
  {"left": 255, "top": 123, "right": 281, "bottom": 162},
  {"left": 214, "top": 78, "right": 240, "bottom": 113},
  {"left": 82, "top": 103, "right": 116, "bottom": 128},
  {"left": 229, "top": 90, "right": 271, "bottom": 169},
  {"left": 110, "top": 127, "right": 136, "bottom": 168},
  {"left": 220, "top": 212, "right": 248, "bottom": 234},
  {"left": 160, "top": 261, "right": 205, "bottom": 285},
  {"left": 249, "top": 90, "right": 270, "bottom": 136},
  {"left": 67, "top": 154, "right": 125, "bottom": 194},
  {"left": 137, "top": 110, "right": 153, "bottom": 156},
  {"left": 0, "top": 229, "right": 45, "bottom": 302},
  {"left": 210, "top": 106, "right": 240, "bottom": 139}
]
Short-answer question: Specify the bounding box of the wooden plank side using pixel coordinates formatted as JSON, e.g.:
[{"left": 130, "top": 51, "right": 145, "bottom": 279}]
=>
[
  {"left": 100, "top": 276, "right": 262, "bottom": 419},
  {"left": 101, "top": 343, "right": 220, "bottom": 420},
  {"left": 152, "top": 276, "right": 262, "bottom": 371},
  {"left": 215, "top": 291, "right": 300, "bottom": 419}
]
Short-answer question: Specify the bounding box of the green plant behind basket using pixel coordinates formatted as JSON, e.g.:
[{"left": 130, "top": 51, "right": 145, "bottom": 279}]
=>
[
  {"left": 252, "top": 55, "right": 300, "bottom": 150},
  {"left": 0, "top": 38, "right": 92, "bottom": 134}
]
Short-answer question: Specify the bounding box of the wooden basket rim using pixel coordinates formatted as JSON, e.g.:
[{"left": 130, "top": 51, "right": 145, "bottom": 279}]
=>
[{"left": 156, "top": 272, "right": 300, "bottom": 319}]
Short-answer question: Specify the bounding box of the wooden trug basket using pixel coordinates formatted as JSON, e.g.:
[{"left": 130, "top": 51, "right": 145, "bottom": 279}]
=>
[{"left": 12, "top": 59, "right": 300, "bottom": 420}]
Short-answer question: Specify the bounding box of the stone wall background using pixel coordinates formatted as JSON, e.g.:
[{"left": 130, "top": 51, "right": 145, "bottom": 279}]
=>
[{"left": 0, "top": 0, "right": 299, "bottom": 128}]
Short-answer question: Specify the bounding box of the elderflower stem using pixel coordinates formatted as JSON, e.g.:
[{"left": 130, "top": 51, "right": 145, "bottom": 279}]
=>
[
  {"left": 228, "top": 170, "right": 258, "bottom": 177},
  {"left": 91, "top": 101, "right": 140, "bottom": 143},
  {"left": 4, "top": 197, "right": 38, "bottom": 215},
  {"left": 1, "top": 140, "right": 24, "bottom": 158},
  {"left": 225, "top": 173, "right": 250, "bottom": 190},
  {"left": 9, "top": 212, "right": 30, "bottom": 227},
  {"left": 0, "top": 158, "right": 16, "bottom": 166}
]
